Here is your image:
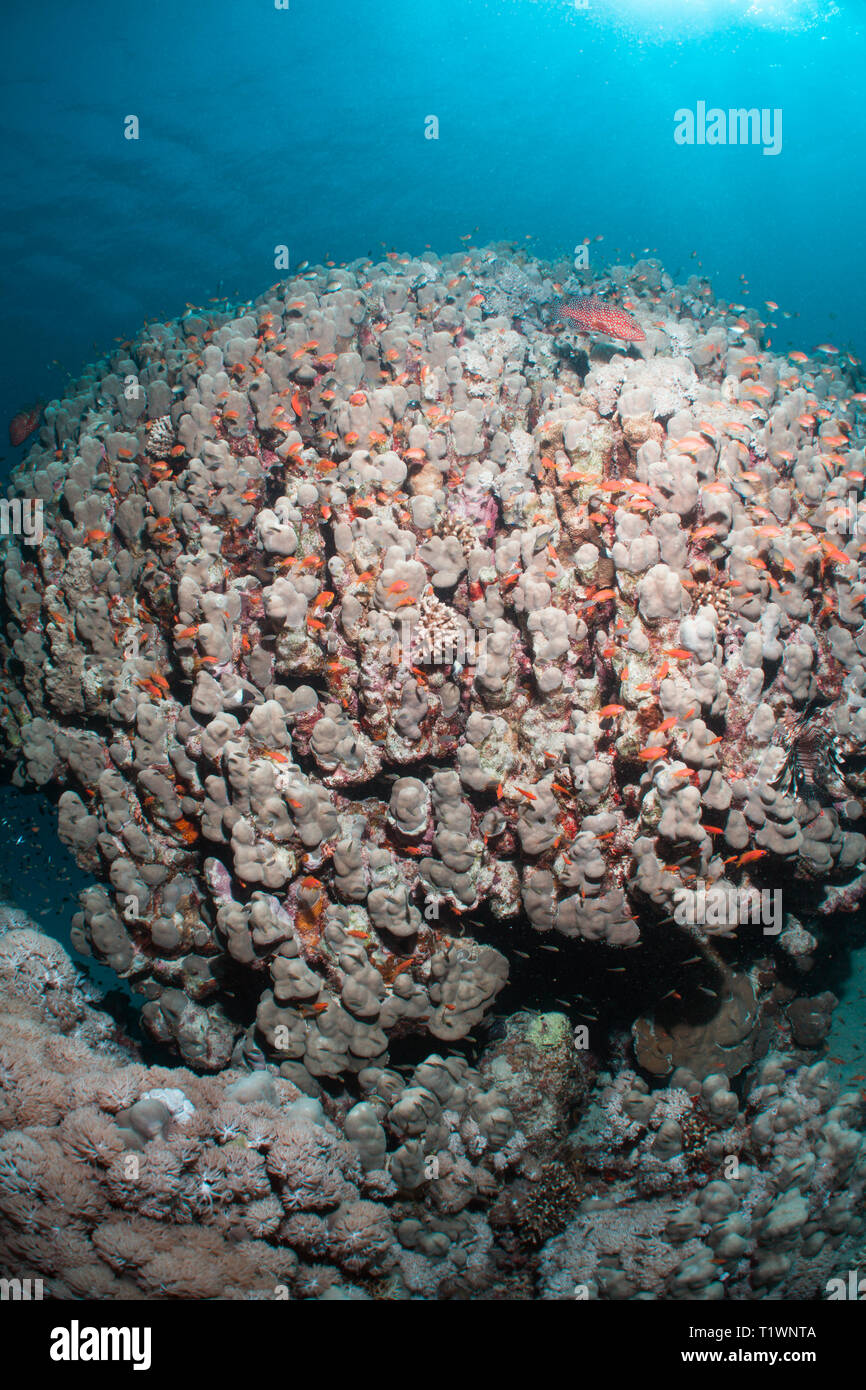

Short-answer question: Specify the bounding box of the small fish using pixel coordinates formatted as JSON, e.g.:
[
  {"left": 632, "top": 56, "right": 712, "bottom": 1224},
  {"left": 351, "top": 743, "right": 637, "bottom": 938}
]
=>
[
  {"left": 820, "top": 537, "right": 852, "bottom": 565},
  {"left": 737, "top": 848, "right": 768, "bottom": 866}
]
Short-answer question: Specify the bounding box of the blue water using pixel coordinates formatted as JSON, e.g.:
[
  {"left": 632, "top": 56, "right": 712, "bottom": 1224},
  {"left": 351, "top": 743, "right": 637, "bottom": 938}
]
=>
[{"left": 1, "top": 0, "right": 864, "bottom": 459}]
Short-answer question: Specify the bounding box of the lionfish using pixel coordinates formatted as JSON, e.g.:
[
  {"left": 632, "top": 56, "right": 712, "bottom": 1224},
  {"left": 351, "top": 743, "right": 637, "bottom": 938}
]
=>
[{"left": 769, "top": 698, "right": 852, "bottom": 803}]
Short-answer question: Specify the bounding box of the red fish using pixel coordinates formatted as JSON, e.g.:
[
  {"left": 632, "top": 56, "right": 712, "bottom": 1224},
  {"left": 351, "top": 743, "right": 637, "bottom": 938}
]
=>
[
  {"left": 558, "top": 296, "right": 646, "bottom": 342},
  {"left": 9, "top": 402, "right": 42, "bottom": 447}
]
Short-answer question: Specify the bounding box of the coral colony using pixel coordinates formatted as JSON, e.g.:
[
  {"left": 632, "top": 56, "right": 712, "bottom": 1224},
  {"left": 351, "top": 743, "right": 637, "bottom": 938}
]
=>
[{"left": 0, "top": 243, "right": 865, "bottom": 1300}]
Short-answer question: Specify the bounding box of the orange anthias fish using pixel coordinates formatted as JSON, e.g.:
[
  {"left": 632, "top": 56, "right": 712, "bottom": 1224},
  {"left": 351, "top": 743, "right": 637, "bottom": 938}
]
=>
[
  {"left": 557, "top": 296, "right": 646, "bottom": 342},
  {"left": 9, "top": 401, "right": 43, "bottom": 447}
]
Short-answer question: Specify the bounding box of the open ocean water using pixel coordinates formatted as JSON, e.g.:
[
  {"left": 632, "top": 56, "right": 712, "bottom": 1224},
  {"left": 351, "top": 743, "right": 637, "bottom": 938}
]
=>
[{"left": 1, "top": 0, "right": 865, "bottom": 440}]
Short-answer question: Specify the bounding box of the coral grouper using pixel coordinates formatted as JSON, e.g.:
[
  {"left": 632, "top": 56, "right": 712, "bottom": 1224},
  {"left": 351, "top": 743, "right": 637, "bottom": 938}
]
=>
[{"left": 558, "top": 294, "right": 647, "bottom": 342}]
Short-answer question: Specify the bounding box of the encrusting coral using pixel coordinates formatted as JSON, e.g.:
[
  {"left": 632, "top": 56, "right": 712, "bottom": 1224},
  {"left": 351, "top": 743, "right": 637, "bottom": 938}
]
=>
[
  {"left": 0, "top": 912, "right": 522, "bottom": 1298},
  {"left": 0, "top": 912, "right": 862, "bottom": 1299},
  {"left": 540, "top": 1056, "right": 866, "bottom": 1300}
]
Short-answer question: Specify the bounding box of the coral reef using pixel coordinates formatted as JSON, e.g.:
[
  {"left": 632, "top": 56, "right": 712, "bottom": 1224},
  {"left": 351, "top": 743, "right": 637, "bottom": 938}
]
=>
[
  {"left": 0, "top": 921, "right": 861, "bottom": 1300},
  {"left": 0, "top": 917, "right": 523, "bottom": 1298},
  {"left": 2, "top": 242, "right": 866, "bottom": 1298},
  {"left": 540, "top": 1057, "right": 866, "bottom": 1300}
]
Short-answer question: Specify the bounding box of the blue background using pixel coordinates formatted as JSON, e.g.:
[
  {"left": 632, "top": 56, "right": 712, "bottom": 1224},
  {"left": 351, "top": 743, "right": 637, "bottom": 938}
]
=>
[{"left": 1, "top": 0, "right": 864, "bottom": 463}]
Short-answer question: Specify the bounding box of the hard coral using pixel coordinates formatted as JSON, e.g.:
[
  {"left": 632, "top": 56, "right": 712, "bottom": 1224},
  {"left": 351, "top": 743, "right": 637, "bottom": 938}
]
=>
[{"left": 2, "top": 247, "right": 866, "bottom": 1286}]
